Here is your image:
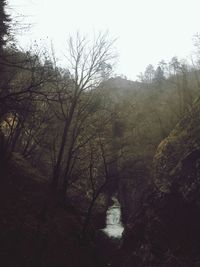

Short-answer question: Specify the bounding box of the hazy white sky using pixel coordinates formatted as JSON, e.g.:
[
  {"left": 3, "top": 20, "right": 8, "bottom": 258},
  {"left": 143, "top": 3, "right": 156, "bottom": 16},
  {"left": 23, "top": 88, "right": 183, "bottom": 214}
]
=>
[{"left": 8, "top": 0, "right": 200, "bottom": 80}]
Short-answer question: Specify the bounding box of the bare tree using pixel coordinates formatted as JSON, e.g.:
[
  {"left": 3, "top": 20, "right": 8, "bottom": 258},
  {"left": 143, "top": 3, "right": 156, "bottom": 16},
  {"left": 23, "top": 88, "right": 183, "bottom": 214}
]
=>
[
  {"left": 51, "top": 32, "right": 116, "bottom": 201},
  {"left": 0, "top": 46, "right": 58, "bottom": 163},
  {"left": 81, "top": 133, "right": 118, "bottom": 238}
]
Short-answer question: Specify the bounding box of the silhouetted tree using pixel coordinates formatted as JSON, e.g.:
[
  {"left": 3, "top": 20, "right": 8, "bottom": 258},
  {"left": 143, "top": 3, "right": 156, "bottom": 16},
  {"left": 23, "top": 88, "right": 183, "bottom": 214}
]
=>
[
  {"left": 0, "top": 0, "right": 10, "bottom": 52},
  {"left": 154, "top": 66, "right": 165, "bottom": 84},
  {"left": 51, "top": 32, "right": 116, "bottom": 202}
]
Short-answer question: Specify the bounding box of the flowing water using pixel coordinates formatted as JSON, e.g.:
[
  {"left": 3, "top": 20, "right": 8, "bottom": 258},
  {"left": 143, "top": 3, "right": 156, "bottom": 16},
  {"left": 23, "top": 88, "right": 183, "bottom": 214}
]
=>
[{"left": 102, "top": 196, "right": 124, "bottom": 239}]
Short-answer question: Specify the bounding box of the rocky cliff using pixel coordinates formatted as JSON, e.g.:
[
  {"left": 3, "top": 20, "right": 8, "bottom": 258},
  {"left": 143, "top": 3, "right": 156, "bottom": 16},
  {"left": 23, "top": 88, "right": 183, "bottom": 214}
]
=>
[
  {"left": 121, "top": 100, "right": 200, "bottom": 266},
  {"left": 154, "top": 100, "right": 200, "bottom": 196}
]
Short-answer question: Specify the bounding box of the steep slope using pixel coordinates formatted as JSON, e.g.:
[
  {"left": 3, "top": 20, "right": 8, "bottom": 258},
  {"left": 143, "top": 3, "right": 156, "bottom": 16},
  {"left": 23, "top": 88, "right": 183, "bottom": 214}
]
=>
[
  {"left": 0, "top": 153, "right": 104, "bottom": 267},
  {"left": 121, "top": 100, "right": 200, "bottom": 266},
  {"left": 153, "top": 100, "right": 200, "bottom": 194}
]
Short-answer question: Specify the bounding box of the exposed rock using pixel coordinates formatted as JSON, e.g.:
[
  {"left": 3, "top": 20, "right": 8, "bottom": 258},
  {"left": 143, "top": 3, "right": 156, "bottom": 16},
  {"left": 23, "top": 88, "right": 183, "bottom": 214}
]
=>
[
  {"left": 153, "top": 102, "right": 200, "bottom": 194},
  {"left": 121, "top": 101, "right": 200, "bottom": 266}
]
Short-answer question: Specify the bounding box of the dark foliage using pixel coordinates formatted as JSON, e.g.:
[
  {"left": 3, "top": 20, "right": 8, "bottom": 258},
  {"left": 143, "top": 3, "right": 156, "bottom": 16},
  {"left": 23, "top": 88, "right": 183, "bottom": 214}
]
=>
[{"left": 0, "top": 0, "right": 10, "bottom": 51}]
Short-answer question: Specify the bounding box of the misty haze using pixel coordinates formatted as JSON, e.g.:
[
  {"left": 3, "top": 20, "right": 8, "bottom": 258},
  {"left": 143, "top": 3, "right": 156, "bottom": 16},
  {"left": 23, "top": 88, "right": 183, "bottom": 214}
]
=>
[{"left": 1, "top": 0, "right": 200, "bottom": 266}]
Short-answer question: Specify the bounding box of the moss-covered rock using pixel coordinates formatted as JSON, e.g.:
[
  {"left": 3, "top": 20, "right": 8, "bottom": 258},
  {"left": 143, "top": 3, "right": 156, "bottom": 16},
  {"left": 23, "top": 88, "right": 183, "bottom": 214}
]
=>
[
  {"left": 120, "top": 101, "right": 200, "bottom": 266},
  {"left": 153, "top": 101, "right": 200, "bottom": 193}
]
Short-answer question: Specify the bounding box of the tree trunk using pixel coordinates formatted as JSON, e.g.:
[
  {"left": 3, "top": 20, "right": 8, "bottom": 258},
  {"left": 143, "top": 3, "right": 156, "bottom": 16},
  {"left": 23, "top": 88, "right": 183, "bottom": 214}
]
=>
[
  {"left": 81, "top": 197, "right": 96, "bottom": 238},
  {"left": 51, "top": 119, "right": 69, "bottom": 190}
]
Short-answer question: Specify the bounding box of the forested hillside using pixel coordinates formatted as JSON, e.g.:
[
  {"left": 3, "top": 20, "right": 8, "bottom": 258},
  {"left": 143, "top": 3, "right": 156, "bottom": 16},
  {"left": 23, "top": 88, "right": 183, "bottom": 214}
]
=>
[{"left": 1, "top": 1, "right": 200, "bottom": 266}]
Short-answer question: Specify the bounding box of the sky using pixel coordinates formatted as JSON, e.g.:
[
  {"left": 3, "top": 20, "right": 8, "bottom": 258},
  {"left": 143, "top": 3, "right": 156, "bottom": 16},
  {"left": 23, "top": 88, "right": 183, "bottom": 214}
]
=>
[{"left": 7, "top": 0, "right": 200, "bottom": 80}]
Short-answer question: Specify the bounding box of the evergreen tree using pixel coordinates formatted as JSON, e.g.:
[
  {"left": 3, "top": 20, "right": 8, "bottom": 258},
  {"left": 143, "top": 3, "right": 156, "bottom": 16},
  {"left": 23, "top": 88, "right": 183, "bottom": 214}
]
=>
[
  {"left": 0, "top": 0, "right": 10, "bottom": 51},
  {"left": 154, "top": 66, "right": 165, "bottom": 83}
]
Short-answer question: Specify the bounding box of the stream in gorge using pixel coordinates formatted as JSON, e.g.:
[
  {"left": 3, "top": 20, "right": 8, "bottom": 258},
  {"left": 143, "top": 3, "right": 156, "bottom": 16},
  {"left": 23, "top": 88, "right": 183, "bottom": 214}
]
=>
[
  {"left": 102, "top": 196, "right": 124, "bottom": 239},
  {"left": 96, "top": 196, "right": 124, "bottom": 266}
]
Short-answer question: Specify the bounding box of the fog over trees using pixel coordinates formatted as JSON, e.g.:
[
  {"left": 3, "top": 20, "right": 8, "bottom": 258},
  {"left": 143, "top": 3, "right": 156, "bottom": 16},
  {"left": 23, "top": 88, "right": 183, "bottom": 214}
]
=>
[{"left": 2, "top": 1, "right": 200, "bottom": 266}]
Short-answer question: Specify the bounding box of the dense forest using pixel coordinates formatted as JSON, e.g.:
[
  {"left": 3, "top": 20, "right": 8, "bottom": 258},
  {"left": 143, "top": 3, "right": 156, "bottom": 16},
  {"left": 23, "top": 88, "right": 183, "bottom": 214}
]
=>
[{"left": 1, "top": 1, "right": 200, "bottom": 266}]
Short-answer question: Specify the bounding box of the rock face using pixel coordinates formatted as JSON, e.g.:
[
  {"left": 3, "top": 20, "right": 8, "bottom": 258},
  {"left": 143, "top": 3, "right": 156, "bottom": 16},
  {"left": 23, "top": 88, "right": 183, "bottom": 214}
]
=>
[
  {"left": 154, "top": 101, "right": 200, "bottom": 195},
  {"left": 121, "top": 101, "right": 200, "bottom": 266},
  {"left": 118, "top": 160, "right": 151, "bottom": 223}
]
